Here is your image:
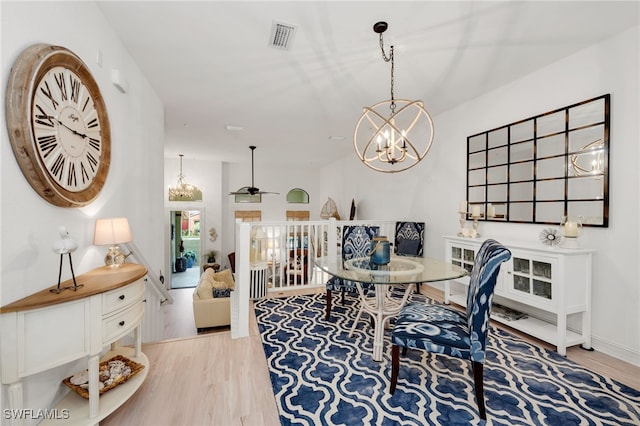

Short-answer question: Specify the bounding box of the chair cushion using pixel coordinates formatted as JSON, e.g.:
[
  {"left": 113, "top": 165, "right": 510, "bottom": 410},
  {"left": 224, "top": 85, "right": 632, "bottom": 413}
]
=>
[{"left": 392, "top": 302, "right": 472, "bottom": 359}]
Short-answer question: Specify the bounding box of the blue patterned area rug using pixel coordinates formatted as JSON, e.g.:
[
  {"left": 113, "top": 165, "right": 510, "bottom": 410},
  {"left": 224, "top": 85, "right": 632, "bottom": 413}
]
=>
[{"left": 254, "top": 292, "right": 640, "bottom": 426}]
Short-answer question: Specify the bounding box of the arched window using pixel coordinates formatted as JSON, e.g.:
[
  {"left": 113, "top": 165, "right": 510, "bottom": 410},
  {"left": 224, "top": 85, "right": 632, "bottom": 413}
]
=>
[
  {"left": 234, "top": 187, "right": 262, "bottom": 203},
  {"left": 286, "top": 188, "right": 309, "bottom": 204}
]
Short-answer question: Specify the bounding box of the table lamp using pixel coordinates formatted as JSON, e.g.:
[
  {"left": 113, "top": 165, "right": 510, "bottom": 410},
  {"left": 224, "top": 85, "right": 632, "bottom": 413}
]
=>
[{"left": 94, "top": 217, "right": 132, "bottom": 267}]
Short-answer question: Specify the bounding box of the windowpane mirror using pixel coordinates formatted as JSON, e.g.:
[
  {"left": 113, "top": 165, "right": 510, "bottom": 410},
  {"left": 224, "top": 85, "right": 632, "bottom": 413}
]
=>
[{"left": 466, "top": 94, "right": 609, "bottom": 226}]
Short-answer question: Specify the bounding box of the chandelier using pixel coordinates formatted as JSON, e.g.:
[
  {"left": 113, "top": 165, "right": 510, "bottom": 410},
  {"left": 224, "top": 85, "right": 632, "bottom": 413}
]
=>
[
  {"left": 570, "top": 139, "right": 605, "bottom": 178},
  {"left": 354, "top": 21, "right": 434, "bottom": 173},
  {"left": 168, "top": 154, "right": 202, "bottom": 201}
]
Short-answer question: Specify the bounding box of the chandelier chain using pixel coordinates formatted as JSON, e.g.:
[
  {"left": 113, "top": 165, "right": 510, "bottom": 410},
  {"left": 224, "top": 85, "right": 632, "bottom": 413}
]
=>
[{"left": 378, "top": 33, "right": 395, "bottom": 113}]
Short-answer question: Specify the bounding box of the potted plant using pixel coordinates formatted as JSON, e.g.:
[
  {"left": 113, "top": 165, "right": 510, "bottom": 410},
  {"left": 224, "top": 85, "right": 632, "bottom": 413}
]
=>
[
  {"left": 184, "top": 250, "right": 197, "bottom": 268},
  {"left": 204, "top": 249, "right": 218, "bottom": 263}
]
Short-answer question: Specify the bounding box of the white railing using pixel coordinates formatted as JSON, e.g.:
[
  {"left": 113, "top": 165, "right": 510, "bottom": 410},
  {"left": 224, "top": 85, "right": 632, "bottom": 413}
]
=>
[
  {"left": 122, "top": 241, "right": 174, "bottom": 343},
  {"left": 231, "top": 218, "right": 397, "bottom": 338}
]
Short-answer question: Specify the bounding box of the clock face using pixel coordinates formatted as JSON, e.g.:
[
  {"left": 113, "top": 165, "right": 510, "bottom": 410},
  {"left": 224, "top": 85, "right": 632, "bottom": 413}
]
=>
[
  {"left": 32, "top": 66, "right": 104, "bottom": 192},
  {"left": 6, "top": 44, "right": 111, "bottom": 207}
]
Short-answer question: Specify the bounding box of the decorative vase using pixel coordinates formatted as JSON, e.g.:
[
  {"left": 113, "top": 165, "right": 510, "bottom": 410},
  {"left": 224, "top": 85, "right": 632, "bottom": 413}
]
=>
[
  {"left": 175, "top": 257, "right": 187, "bottom": 272},
  {"left": 369, "top": 236, "right": 390, "bottom": 265}
]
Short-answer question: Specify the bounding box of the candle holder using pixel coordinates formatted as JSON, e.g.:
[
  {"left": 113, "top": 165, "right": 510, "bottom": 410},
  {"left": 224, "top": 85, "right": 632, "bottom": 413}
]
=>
[
  {"left": 471, "top": 216, "right": 481, "bottom": 238},
  {"left": 560, "top": 216, "right": 583, "bottom": 248},
  {"left": 457, "top": 211, "right": 467, "bottom": 237}
]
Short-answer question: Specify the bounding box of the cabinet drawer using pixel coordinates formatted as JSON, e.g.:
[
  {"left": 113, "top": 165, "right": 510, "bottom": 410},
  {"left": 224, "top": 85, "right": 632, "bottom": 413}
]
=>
[
  {"left": 102, "top": 280, "right": 144, "bottom": 315},
  {"left": 102, "top": 301, "right": 143, "bottom": 343}
]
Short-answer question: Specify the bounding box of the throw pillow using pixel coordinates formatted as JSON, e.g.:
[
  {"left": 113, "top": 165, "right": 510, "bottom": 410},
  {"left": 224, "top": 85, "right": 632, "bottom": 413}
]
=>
[
  {"left": 203, "top": 267, "right": 216, "bottom": 280},
  {"left": 213, "top": 288, "right": 232, "bottom": 298},
  {"left": 196, "top": 277, "right": 214, "bottom": 299},
  {"left": 213, "top": 269, "right": 235, "bottom": 290},
  {"left": 210, "top": 278, "right": 227, "bottom": 290}
]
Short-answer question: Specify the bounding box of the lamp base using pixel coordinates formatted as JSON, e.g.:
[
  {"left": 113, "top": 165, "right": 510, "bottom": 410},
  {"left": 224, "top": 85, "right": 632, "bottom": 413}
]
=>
[{"left": 105, "top": 245, "right": 126, "bottom": 267}]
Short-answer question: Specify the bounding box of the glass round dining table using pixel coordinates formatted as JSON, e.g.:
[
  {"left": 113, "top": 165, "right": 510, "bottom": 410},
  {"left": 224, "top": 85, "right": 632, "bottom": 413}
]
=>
[{"left": 315, "top": 255, "right": 467, "bottom": 361}]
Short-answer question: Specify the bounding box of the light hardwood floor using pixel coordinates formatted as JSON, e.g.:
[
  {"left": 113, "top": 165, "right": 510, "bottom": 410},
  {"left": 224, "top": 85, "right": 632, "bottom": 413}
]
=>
[{"left": 102, "top": 286, "right": 639, "bottom": 426}]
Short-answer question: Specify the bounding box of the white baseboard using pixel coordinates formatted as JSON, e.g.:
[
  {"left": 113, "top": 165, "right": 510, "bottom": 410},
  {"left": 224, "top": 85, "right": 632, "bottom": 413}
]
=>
[{"left": 590, "top": 335, "right": 640, "bottom": 367}]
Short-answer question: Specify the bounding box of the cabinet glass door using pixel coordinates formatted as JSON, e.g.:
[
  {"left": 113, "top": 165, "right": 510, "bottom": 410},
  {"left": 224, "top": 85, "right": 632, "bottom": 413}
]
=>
[
  {"left": 451, "top": 246, "right": 475, "bottom": 272},
  {"left": 511, "top": 257, "right": 553, "bottom": 301},
  {"left": 532, "top": 261, "right": 552, "bottom": 299},
  {"left": 451, "top": 247, "right": 462, "bottom": 267}
]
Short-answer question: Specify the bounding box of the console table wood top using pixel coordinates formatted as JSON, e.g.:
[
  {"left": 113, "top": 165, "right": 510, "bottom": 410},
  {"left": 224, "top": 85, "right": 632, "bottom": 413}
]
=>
[{"left": 0, "top": 263, "right": 147, "bottom": 314}]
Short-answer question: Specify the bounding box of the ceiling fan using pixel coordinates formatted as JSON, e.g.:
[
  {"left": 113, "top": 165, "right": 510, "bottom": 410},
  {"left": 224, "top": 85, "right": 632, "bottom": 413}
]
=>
[{"left": 229, "top": 146, "right": 279, "bottom": 196}]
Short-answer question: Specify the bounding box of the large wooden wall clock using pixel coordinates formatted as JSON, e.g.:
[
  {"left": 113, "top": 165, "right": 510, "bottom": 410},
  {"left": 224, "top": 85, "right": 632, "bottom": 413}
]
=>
[{"left": 6, "top": 43, "right": 111, "bottom": 207}]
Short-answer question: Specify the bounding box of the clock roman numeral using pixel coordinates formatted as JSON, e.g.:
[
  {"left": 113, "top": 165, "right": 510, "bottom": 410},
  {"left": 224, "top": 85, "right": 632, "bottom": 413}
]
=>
[
  {"left": 81, "top": 96, "right": 90, "bottom": 112},
  {"left": 40, "top": 81, "right": 59, "bottom": 111},
  {"left": 86, "top": 118, "right": 99, "bottom": 129},
  {"left": 37, "top": 134, "right": 58, "bottom": 158},
  {"left": 50, "top": 154, "right": 65, "bottom": 182},
  {"left": 70, "top": 76, "right": 81, "bottom": 104},
  {"left": 67, "top": 162, "right": 77, "bottom": 188},
  {"left": 80, "top": 162, "right": 90, "bottom": 184},
  {"left": 34, "top": 104, "right": 55, "bottom": 127},
  {"left": 89, "top": 137, "right": 101, "bottom": 151},
  {"left": 54, "top": 72, "right": 68, "bottom": 101},
  {"left": 86, "top": 152, "right": 98, "bottom": 172}
]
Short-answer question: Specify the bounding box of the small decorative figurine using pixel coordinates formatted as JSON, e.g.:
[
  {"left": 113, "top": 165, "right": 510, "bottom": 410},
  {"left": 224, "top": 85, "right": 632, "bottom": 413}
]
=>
[{"left": 51, "top": 226, "right": 83, "bottom": 293}]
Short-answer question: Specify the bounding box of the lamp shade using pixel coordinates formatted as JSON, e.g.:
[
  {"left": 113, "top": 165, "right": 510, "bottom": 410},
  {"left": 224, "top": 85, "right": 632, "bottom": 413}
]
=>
[{"left": 94, "top": 218, "right": 132, "bottom": 246}]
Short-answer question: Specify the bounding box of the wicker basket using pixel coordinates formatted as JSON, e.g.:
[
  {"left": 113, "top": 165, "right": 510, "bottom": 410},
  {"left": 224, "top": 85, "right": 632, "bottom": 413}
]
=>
[{"left": 63, "top": 355, "right": 144, "bottom": 399}]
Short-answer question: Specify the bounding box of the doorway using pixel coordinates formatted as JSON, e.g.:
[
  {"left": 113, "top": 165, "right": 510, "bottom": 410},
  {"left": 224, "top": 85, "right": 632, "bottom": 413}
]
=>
[{"left": 170, "top": 209, "right": 202, "bottom": 289}]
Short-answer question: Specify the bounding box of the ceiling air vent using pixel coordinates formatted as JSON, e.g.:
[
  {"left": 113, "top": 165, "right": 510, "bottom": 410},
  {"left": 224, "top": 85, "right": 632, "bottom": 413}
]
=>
[{"left": 270, "top": 21, "right": 297, "bottom": 50}]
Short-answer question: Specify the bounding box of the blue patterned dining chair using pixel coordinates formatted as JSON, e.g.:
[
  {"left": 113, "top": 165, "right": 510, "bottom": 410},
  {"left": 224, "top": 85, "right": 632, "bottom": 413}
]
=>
[
  {"left": 325, "top": 225, "right": 379, "bottom": 320},
  {"left": 394, "top": 221, "right": 425, "bottom": 257},
  {"left": 394, "top": 221, "right": 425, "bottom": 292},
  {"left": 389, "top": 239, "right": 511, "bottom": 420}
]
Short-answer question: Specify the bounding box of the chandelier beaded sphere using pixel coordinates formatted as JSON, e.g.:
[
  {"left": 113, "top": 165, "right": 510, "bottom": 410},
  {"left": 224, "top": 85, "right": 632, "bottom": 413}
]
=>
[{"left": 354, "top": 21, "right": 435, "bottom": 173}]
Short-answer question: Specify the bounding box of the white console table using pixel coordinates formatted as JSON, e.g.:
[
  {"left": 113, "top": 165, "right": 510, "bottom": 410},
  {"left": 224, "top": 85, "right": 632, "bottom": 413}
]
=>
[
  {"left": 443, "top": 236, "right": 593, "bottom": 356},
  {"left": 0, "top": 263, "right": 148, "bottom": 426}
]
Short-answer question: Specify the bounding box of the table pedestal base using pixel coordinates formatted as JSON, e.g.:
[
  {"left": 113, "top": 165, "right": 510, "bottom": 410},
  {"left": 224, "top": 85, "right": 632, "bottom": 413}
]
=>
[{"left": 349, "top": 283, "right": 415, "bottom": 361}]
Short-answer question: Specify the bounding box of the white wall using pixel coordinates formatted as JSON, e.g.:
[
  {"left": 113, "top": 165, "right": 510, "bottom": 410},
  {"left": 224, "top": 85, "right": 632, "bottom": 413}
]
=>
[
  {"left": 1, "top": 2, "right": 164, "bottom": 420},
  {"left": 164, "top": 156, "right": 223, "bottom": 281},
  {"left": 222, "top": 161, "right": 323, "bottom": 265},
  {"left": 321, "top": 26, "right": 640, "bottom": 365}
]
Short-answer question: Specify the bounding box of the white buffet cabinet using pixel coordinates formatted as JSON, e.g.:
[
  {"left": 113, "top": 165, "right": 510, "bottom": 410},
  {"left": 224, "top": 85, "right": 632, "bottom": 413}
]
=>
[
  {"left": 0, "top": 263, "right": 148, "bottom": 426},
  {"left": 443, "top": 236, "right": 594, "bottom": 355}
]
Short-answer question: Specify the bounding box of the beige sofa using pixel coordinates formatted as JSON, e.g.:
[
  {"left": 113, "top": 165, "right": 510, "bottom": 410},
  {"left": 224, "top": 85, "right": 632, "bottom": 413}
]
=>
[{"left": 192, "top": 268, "right": 234, "bottom": 330}]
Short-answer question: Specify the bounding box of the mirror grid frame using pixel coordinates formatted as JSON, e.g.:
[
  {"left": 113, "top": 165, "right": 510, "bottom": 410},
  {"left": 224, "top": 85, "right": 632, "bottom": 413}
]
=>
[{"left": 466, "top": 94, "right": 609, "bottom": 227}]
